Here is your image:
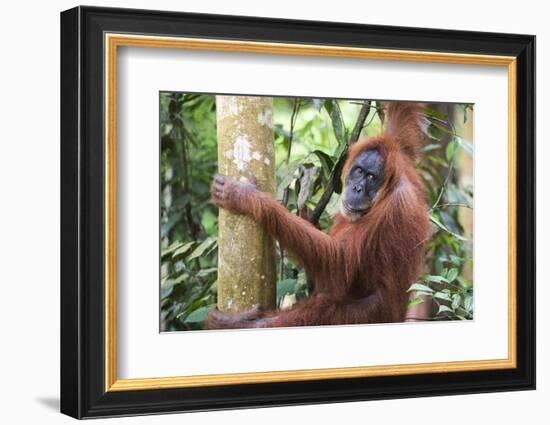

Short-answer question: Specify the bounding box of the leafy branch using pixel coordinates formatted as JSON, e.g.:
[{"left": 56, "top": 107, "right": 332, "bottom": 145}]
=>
[{"left": 309, "top": 101, "right": 372, "bottom": 225}]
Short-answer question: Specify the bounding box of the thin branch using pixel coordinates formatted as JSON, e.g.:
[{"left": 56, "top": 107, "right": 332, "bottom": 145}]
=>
[
  {"left": 281, "top": 99, "right": 301, "bottom": 206},
  {"left": 349, "top": 101, "right": 371, "bottom": 144},
  {"left": 429, "top": 121, "right": 464, "bottom": 212},
  {"left": 431, "top": 155, "right": 455, "bottom": 210},
  {"left": 363, "top": 109, "right": 378, "bottom": 129},
  {"left": 280, "top": 99, "right": 301, "bottom": 279},
  {"left": 430, "top": 202, "right": 472, "bottom": 211},
  {"left": 178, "top": 125, "right": 202, "bottom": 270},
  {"left": 349, "top": 101, "right": 384, "bottom": 112}
]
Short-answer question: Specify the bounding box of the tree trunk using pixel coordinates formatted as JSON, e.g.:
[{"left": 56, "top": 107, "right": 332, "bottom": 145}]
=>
[{"left": 216, "top": 96, "right": 277, "bottom": 313}]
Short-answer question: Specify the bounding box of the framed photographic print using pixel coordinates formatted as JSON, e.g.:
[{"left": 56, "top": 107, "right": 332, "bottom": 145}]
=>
[{"left": 60, "top": 5, "right": 535, "bottom": 419}]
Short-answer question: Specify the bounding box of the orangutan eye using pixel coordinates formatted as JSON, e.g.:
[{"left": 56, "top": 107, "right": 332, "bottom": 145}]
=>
[
  {"left": 355, "top": 167, "right": 364, "bottom": 176},
  {"left": 366, "top": 173, "right": 375, "bottom": 181}
]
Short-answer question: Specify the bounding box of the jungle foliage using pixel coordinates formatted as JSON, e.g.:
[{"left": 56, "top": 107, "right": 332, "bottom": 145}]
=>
[{"left": 160, "top": 93, "right": 474, "bottom": 331}]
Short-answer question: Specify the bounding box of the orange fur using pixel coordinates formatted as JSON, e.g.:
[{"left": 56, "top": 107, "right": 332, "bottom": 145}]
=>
[{"left": 207, "top": 102, "right": 429, "bottom": 329}]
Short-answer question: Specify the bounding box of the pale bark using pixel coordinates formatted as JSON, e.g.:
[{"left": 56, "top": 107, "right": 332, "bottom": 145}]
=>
[{"left": 216, "top": 96, "right": 277, "bottom": 313}]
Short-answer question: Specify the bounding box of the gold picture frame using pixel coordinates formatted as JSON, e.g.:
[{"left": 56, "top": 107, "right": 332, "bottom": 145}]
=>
[
  {"left": 61, "top": 6, "right": 534, "bottom": 419},
  {"left": 104, "top": 33, "right": 517, "bottom": 392}
]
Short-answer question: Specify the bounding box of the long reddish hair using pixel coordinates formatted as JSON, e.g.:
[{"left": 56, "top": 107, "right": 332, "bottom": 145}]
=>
[{"left": 328, "top": 102, "right": 429, "bottom": 320}]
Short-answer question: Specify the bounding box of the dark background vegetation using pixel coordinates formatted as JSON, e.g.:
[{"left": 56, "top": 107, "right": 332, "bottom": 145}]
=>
[{"left": 160, "top": 93, "right": 474, "bottom": 331}]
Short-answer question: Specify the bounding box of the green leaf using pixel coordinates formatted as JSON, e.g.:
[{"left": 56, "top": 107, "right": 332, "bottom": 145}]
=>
[
  {"left": 424, "top": 107, "right": 448, "bottom": 120},
  {"left": 433, "top": 291, "right": 452, "bottom": 301},
  {"left": 452, "top": 293, "right": 461, "bottom": 310},
  {"left": 464, "top": 294, "right": 474, "bottom": 312},
  {"left": 160, "top": 210, "right": 184, "bottom": 238},
  {"left": 171, "top": 273, "right": 190, "bottom": 285},
  {"left": 273, "top": 123, "right": 291, "bottom": 139},
  {"left": 204, "top": 239, "right": 219, "bottom": 257},
  {"left": 160, "top": 284, "right": 174, "bottom": 299},
  {"left": 426, "top": 154, "right": 448, "bottom": 167},
  {"left": 430, "top": 215, "right": 466, "bottom": 241},
  {"left": 462, "top": 104, "right": 473, "bottom": 124},
  {"left": 196, "top": 267, "right": 217, "bottom": 278},
  {"left": 445, "top": 139, "right": 458, "bottom": 161},
  {"left": 161, "top": 241, "right": 184, "bottom": 259},
  {"left": 407, "top": 283, "right": 434, "bottom": 293},
  {"left": 446, "top": 268, "right": 459, "bottom": 283},
  {"left": 313, "top": 150, "right": 335, "bottom": 179},
  {"left": 312, "top": 98, "right": 324, "bottom": 111},
  {"left": 172, "top": 241, "right": 195, "bottom": 259},
  {"left": 449, "top": 255, "right": 462, "bottom": 266},
  {"left": 427, "top": 123, "right": 443, "bottom": 141},
  {"left": 276, "top": 160, "right": 301, "bottom": 200},
  {"left": 277, "top": 279, "right": 297, "bottom": 299},
  {"left": 187, "top": 237, "right": 216, "bottom": 261},
  {"left": 420, "top": 143, "right": 441, "bottom": 153},
  {"left": 422, "top": 274, "right": 449, "bottom": 284},
  {"left": 324, "top": 100, "right": 347, "bottom": 145},
  {"left": 406, "top": 297, "right": 425, "bottom": 308},
  {"left": 458, "top": 276, "right": 473, "bottom": 289},
  {"left": 297, "top": 167, "right": 319, "bottom": 209},
  {"left": 328, "top": 147, "right": 350, "bottom": 195},
  {"left": 414, "top": 291, "right": 434, "bottom": 297},
  {"left": 437, "top": 305, "right": 454, "bottom": 315},
  {"left": 184, "top": 306, "right": 212, "bottom": 323}
]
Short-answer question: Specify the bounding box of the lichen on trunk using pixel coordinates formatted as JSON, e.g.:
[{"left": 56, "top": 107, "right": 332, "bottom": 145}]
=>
[{"left": 216, "top": 96, "right": 277, "bottom": 313}]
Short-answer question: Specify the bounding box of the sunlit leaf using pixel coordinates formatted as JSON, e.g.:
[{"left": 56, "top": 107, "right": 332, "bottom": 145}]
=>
[
  {"left": 447, "top": 268, "right": 459, "bottom": 283},
  {"left": 434, "top": 291, "right": 452, "bottom": 301},
  {"left": 408, "top": 283, "right": 434, "bottom": 293},
  {"left": 437, "top": 305, "right": 454, "bottom": 315},
  {"left": 161, "top": 241, "right": 184, "bottom": 259},
  {"left": 420, "top": 143, "right": 442, "bottom": 153},
  {"left": 425, "top": 107, "right": 448, "bottom": 120},
  {"left": 422, "top": 274, "right": 449, "bottom": 284},
  {"left": 406, "top": 297, "right": 425, "bottom": 308},
  {"left": 452, "top": 293, "right": 461, "bottom": 310},
  {"left": 196, "top": 267, "right": 217, "bottom": 278},
  {"left": 172, "top": 273, "right": 189, "bottom": 285},
  {"left": 188, "top": 237, "right": 216, "bottom": 261},
  {"left": 430, "top": 215, "right": 466, "bottom": 241},
  {"left": 172, "top": 241, "right": 195, "bottom": 259},
  {"left": 184, "top": 306, "right": 212, "bottom": 323},
  {"left": 426, "top": 155, "right": 448, "bottom": 167},
  {"left": 276, "top": 160, "right": 301, "bottom": 200},
  {"left": 449, "top": 255, "right": 462, "bottom": 266},
  {"left": 446, "top": 139, "right": 458, "bottom": 161}
]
